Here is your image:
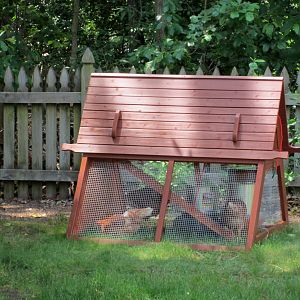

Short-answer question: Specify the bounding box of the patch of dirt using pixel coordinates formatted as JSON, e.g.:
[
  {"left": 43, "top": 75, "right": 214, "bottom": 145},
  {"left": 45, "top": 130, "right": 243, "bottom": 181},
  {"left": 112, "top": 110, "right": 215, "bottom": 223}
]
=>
[
  {"left": 0, "top": 286, "right": 27, "bottom": 300},
  {"left": 0, "top": 199, "right": 71, "bottom": 221}
]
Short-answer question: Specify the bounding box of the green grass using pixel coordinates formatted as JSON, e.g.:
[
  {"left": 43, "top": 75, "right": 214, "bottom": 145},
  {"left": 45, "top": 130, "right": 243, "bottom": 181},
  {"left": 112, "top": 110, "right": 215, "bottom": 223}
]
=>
[{"left": 0, "top": 216, "right": 300, "bottom": 300}]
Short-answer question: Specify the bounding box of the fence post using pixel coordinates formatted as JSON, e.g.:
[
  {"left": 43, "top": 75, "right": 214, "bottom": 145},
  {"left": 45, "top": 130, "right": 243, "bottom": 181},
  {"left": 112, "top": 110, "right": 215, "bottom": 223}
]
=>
[{"left": 81, "top": 48, "right": 95, "bottom": 110}]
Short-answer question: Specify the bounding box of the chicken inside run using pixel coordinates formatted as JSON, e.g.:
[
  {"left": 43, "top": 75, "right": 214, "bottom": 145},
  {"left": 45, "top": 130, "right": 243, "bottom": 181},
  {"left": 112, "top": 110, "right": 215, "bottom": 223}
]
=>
[{"left": 71, "top": 160, "right": 280, "bottom": 247}]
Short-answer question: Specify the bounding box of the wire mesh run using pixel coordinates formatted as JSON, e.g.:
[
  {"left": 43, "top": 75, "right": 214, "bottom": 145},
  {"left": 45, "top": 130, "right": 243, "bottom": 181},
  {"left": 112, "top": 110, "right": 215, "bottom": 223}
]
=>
[
  {"left": 164, "top": 163, "right": 257, "bottom": 246},
  {"left": 75, "top": 160, "right": 167, "bottom": 241},
  {"left": 258, "top": 168, "right": 282, "bottom": 231}
]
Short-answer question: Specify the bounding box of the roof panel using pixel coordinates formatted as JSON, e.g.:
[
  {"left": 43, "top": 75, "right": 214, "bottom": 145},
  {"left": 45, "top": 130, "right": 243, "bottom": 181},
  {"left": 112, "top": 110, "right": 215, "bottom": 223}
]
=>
[{"left": 67, "top": 74, "right": 285, "bottom": 160}]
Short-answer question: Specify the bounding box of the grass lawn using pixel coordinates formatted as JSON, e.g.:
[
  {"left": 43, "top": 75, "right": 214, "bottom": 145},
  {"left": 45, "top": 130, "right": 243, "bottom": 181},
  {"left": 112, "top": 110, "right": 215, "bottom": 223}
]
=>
[{"left": 0, "top": 216, "right": 300, "bottom": 300}]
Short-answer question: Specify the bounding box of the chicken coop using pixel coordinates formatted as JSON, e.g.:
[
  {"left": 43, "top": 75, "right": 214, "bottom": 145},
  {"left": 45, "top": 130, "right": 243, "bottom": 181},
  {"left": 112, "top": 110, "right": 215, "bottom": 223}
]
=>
[{"left": 62, "top": 73, "right": 291, "bottom": 251}]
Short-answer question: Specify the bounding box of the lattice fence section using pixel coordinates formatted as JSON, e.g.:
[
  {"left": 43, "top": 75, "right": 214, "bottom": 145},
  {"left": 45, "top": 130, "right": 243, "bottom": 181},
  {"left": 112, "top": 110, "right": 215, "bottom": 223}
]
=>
[
  {"left": 76, "top": 160, "right": 167, "bottom": 241},
  {"left": 258, "top": 169, "right": 282, "bottom": 229},
  {"left": 164, "top": 163, "right": 257, "bottom": 246}
]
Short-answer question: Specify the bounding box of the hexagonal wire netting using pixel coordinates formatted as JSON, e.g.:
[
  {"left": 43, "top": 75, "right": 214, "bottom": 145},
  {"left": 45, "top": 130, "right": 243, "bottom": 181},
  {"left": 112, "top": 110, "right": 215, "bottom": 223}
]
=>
[
  {"left": 257, "top": 168, "right": 282, "bottom": 232},
  {"left": 76, "top": 160, "right": 167, "bottom": 240},
  {"left": 164, "top": 163, "right": 257, "bottom": 246},
  {"left": 73, "top": 160, "right": 281, "bottom": 247}
]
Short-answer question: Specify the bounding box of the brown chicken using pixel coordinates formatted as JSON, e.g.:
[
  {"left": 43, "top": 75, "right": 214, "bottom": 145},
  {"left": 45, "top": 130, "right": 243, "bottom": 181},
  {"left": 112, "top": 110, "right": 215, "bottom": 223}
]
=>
[
  {"left": 96, "top": 207, "right": 153, "bottom": 234},
  {"left": 223, "top": 198, "right": 248, "bottom": 238}
]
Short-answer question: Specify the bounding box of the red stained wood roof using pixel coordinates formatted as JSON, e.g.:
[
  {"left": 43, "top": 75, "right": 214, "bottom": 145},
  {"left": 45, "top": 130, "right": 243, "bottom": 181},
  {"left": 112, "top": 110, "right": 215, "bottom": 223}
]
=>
[{"left": 62, "top": 73, "right": 289, "bottom": 160}]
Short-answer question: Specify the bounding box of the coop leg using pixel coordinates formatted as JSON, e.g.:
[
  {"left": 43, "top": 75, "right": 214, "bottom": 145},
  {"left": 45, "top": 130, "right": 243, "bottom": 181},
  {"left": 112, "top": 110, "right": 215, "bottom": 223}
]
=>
[
  {"left": 67, "top": 156, "right": 90, "bottom": 238},
  {"left": 277, "top": 159, "right": 289, "bottom": 222},
  {"left": 155, "top": 160, "right": 174, "bottom": 242},
  {"left": 246, "top": 161, "right": 266, "bottom": 250}
]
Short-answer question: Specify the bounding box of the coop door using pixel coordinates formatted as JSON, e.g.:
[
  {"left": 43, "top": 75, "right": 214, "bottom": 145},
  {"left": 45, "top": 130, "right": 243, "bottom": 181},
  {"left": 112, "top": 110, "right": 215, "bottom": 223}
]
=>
[
  {"left": 70, "top": 159, "right": 167, "bottom": 241},
  {"left": 163, "top": 163, "right": 257, "bottom": 246}
]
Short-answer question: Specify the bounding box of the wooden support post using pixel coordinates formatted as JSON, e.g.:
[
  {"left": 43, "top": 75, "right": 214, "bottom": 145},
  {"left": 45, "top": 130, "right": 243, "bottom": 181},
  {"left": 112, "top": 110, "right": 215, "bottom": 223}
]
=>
[
  {"left": 277, "top": 159, "right": 289, "bottom": 222},
  {"left": 246, "top": 161, "right": 266, "bottom": 250},
  {"left": 67, "top": 156, "right": 90, "bottom": 238},
  {"left": 155, "top": 160, "right": 174, "bottom": 242}
]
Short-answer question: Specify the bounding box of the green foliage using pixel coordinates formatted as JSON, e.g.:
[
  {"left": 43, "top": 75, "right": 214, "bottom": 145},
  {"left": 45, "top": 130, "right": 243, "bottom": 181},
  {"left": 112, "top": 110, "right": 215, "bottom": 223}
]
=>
[
  {"left": 128, "top": 0, "right": 190, "bottom": 73},
  {"left": 0, "top": 0, "right": 299, "bottom": 76}
]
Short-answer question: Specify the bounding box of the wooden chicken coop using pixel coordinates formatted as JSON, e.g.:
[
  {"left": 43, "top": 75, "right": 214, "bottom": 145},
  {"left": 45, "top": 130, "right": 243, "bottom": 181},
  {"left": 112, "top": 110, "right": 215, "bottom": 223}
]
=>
[{"left": 62, "top": 73, "right": 291, "bottom": 251}]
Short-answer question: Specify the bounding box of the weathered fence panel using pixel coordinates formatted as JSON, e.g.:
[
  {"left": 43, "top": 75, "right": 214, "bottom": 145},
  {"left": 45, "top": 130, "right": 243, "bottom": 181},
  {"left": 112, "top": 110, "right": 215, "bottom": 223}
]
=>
[{"left": 1, "top": 47, "right": 300, "bottom": 201}]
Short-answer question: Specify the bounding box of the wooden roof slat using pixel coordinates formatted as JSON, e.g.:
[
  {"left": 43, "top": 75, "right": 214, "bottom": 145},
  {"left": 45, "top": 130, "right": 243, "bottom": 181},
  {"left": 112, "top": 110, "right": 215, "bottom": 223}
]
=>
[
  {"left": 88, "top": 77, "right": 283, "bottom": 91},
  {"left": 77, "top": 136, "right": 274, "bottom": 151},
  {"left": 83, "top": 104, "right": 279, "bottom": 116},
  {"left": 87, "top": 87, "right": 281, "bottom": 99},
  {"left": 78, "top": 127, "right": 275, "bottom": 142},
  {"left": 85, "top": 95, "right": 280, "bottom": 109},
  {"left": 82, "top": 111, "right": 278, "bottom": 124},
  {"left": 80, "top": 119, "right": 276, "bottom": 133}
]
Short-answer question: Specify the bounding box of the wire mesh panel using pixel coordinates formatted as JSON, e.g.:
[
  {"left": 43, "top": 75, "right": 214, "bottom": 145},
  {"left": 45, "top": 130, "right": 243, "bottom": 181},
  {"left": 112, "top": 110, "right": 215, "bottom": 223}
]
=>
[
  {"left": 164, "top": 163, "right": 257, "bottom": 246},
  {"left": 76, "top": 159, "right": 167, "bottom": 241},
  {"left": 257, "top": 168, "right": 282, "bottom": 231}
]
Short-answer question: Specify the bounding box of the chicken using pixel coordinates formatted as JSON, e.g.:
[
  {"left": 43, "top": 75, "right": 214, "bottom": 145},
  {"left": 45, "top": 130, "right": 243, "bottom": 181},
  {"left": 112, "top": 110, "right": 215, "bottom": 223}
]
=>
[
  {"left": 223, "top": 198, "right": 248, "bottom": 238},
  {"left": 96, "top": 207, "right": 153, "bottom": 234}
]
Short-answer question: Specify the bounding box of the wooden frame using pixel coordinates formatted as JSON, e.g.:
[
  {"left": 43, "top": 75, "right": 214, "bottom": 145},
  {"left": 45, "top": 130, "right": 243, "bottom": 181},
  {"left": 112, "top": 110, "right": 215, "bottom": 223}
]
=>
[
  {"left": 64, "top": 74, "right": 290, "bottom": 251},
  {"left": 67, "top": 156, "right": 90, "bottom": 238}
]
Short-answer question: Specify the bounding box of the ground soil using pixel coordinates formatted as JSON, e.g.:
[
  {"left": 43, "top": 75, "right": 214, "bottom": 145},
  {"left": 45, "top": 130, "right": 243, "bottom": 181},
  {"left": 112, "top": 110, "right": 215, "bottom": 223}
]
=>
[{"left": 0, "top": 199, "right": 72, "bottom": 221}]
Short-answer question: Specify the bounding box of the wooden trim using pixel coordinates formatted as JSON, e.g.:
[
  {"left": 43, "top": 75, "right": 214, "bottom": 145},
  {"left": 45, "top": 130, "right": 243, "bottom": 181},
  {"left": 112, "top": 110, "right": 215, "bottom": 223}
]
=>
[
  {"left": 278, "top": 84, "right": 290, "bottom": 151},
  {"left": 91, "top": 73, "right": 283, "bottom": 81},
  {"left": 264, "top": 160, "right": 275, "bottom": 171},
  {"left": 255, "top": 221, "right": 286, "bottom": 242},
  {"left": 232, "top": 113, "right": 241, "bottom": 142},
  {"left": 111, "top": 110, "right": 121, "bottom": 139},
  {"left": 76, "top": 153, "right": 262, "bottom": 165},
  {"left": 155, "top": 160, "right": 174, "bottom": 242},
  {"left": 67, "top": 156, "right": 90, "bottom": 238},
  {"left": 277, "top": 159, "right": 289, "bottom": 222},
  {"left": 246, "top": 161, "right": 266, "bottom": 250},
  {"left": 61, "top": 143, "right": 289, "bottom": 160},
  {"left": 0, "top": 92, "right": 81, "bottom": 104},
  {"left": 0, "top": 169, "right": 78, "bottom": 181}
]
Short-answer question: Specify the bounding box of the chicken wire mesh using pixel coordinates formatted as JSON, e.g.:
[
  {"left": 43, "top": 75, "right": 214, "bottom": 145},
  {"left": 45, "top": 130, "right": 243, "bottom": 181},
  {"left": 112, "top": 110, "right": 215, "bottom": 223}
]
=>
[
  {"left": 163, "top": 163, "right": 257, "bottom": 246},
  {"left": 257, "top": 168, "right": 282, "bottom": 232},
  {"left": 75, "top": 159, "right": 167, "bottom": 241}
]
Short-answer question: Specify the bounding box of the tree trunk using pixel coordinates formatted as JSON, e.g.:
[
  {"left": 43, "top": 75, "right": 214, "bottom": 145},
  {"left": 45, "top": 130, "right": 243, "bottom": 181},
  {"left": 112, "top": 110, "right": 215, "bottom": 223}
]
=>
[
  {"left": 155, "top": 0, "right": 164, "bottom": 43},
  {"left": 70, "top": 0, "right": 80, "bottom": 69}
]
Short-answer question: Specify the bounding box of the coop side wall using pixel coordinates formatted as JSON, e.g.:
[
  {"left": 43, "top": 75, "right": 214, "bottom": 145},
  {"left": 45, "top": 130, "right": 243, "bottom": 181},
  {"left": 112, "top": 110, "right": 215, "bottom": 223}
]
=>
[{"left": 68, "top": 158, "right": 284, "bottom": 250}]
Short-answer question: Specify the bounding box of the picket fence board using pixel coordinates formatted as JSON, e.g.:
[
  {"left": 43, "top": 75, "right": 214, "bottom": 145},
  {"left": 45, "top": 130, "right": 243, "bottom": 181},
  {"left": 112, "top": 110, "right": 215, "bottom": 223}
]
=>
[{"left": 1, "top": 47, "right": 300, "bottom": 202}]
